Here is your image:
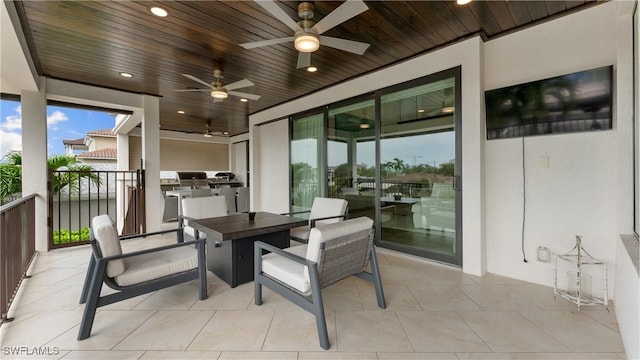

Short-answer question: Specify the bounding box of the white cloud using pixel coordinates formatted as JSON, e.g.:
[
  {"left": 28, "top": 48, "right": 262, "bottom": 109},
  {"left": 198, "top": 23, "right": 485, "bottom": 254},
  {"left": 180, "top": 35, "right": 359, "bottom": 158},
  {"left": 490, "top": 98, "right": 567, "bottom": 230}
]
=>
[
  {"left": 47, "top": 110, "right": 68, "bottom": 127},
  {"left": 0, "top": 130, "right": 22, "bottom": 158},
  {"left": 1, "top": 105, "right": 21, "bottom": 131}
]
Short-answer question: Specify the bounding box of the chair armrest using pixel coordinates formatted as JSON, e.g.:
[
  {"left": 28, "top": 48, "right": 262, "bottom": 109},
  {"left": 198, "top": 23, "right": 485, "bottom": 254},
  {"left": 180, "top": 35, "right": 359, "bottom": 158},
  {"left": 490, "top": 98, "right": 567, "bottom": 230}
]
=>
[
  {"left": 119, "top": 227, "right": 183, "bottom": 241},
  {"left": 255, "top": 241, "right": 316, "bottom": 267},
  {"left": 280, "top": 210, "right": 311, "bottom": 217},
  {"left": 100, "top": 238, "right": 205, "bottom": 262},
  {"left": 309, "top": 213, "right": 349, "bottom": 227}
]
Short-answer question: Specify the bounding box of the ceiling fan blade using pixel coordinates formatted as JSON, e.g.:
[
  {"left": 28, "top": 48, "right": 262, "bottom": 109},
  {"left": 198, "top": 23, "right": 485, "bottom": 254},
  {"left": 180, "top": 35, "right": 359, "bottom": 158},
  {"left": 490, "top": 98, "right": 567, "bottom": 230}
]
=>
[
  {"left": 175, "top": 89, "right": 211, "bottom": 92},
  {"left": 312, "top": 0, "right": 369, "bottom": 35},
  {"left": 224, "top": 78, "right": 254, "bottom": 91},
  {"left": 296, "top": 52, "right": 311, "bottom": 69},
  {"left": 254, "top": 0, "right": 303, "bottom": 33},
  {"left": 239, "top": 37, "right": 294, "bottom": 49},
  {"left": 182, "top": 74, "right": 212, "bottom": 88},
  {"left": 228, "top": 91, "right": 261, "bottom": 100},
  {"left": 319, "top": 36, "right": 370, "bottom": 55}
]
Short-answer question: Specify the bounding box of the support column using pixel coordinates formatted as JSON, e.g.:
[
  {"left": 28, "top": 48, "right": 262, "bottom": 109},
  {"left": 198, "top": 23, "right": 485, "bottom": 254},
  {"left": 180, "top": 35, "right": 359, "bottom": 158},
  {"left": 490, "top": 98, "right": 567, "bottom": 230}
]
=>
[
  {"left": 141, "top": 95, "right": 161, "bottom": 232},
  {"left": 21, "top": 77, "right": 48, "bottom": 252},
  {"left": 116, "top": 133, "right": 129, "bottom": 233}
]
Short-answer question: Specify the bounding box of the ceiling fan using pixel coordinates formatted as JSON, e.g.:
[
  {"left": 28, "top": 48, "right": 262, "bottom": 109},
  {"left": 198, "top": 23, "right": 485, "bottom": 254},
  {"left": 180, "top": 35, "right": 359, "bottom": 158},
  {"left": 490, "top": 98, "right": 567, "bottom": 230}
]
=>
[
  {"left": 176, "top": 69, "right": 261, "bottom": 102},
  {"left": 239, "top": 0, "right": 370, "bottom": 69}
]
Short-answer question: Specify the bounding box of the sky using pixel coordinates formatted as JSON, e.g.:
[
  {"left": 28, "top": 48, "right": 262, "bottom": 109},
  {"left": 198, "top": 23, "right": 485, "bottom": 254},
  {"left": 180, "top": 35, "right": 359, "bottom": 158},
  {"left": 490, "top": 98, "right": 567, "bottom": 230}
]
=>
[{"left": 0, "top": 99, "right": 116, "bottom": 159}]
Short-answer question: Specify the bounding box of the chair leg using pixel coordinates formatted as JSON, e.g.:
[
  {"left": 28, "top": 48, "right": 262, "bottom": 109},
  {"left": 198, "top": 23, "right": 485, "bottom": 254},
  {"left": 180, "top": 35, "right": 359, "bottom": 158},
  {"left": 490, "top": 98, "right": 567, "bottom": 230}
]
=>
[
  {"left": 197, "top": 242, "right": 207, "bottom": 300},
  {"left": 254, "top": 244, "right": 263, "bottom": 305},
  {"left": 79, "top": 254, "right": 96, "bottom": 304},
  {"left": 309, "top": 265, "right": 329, "bottom": 350},
  {"left": 370, "top": 245, "right": 386, "bottom": 309},
  {"left": 78, "top": 260, "right": 107, "bottom": 340}
]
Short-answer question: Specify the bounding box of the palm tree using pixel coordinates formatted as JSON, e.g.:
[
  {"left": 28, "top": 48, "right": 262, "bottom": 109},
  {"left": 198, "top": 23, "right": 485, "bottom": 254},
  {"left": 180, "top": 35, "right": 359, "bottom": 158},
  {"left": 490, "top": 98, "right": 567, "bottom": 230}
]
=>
[{"left": 0, "top": 152, "right": 101, "bottom": 200}]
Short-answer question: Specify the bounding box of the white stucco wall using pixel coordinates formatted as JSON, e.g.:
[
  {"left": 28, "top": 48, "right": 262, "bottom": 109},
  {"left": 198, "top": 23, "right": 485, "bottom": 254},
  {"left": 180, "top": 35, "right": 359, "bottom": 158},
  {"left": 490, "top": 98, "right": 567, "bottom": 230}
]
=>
[{"left": 483, "top": 1, "right": 625, "bottom": 298}]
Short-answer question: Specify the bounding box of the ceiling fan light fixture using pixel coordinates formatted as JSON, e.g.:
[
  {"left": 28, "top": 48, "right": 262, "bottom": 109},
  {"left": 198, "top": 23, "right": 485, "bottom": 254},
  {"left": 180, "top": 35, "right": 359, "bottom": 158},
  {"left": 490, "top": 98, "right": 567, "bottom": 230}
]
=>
[
  {"left": 295, "top": 33, "right": 320, "bottom": 53},
  {"left": 210, "top": 89, "right": 228, "bottom": 99}
]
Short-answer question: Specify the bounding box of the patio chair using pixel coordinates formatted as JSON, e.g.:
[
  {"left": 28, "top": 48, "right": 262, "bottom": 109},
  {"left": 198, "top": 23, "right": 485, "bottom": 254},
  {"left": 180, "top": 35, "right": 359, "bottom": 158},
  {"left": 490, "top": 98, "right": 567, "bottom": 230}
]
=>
[
  {"left": 78, "top": 214, "right": 207, "bottom": 340},
  {"left": 236, "top": 187, "right": 250, "bottom": 213},
  {"left": 190, "top": 188, "right": 212, "bottom": 198},
  {"left": 218, "top": 187, "right": 237, "bottom": 213},
  {"left": 180, "top": 196, "right": 228, "bottom": 240},
  {"left": 284, "top": 197, "right": 349, "bottom": 244},
  {"left": 254, "top": 216, "right": 385, "bottom": 350}
]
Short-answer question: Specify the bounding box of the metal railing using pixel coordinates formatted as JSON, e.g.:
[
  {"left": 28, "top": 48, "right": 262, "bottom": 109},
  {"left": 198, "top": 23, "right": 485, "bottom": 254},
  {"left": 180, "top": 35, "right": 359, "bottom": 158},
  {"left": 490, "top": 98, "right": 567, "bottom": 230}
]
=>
[
  {"left": 49, "top": 169, "right": 144, "bottom": 249},
  {"left": 0, "top": 194, "right": 36, "bottom": 325}
]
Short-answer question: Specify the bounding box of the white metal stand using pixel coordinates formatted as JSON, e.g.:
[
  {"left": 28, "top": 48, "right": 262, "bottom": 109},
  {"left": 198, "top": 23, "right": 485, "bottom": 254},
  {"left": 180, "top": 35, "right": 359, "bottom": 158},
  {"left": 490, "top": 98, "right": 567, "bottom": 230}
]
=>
[{"left": 553, "top": 235, "right": 608, "bottom": 311}]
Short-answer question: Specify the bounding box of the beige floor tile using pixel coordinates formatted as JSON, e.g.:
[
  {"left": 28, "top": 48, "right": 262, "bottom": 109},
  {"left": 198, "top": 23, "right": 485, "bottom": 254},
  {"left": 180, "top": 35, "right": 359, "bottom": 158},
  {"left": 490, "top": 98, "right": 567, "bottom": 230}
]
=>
[
  {"left": 377, "top": 354, "right": 458, "bottom": 360},
  {"left": 472, "top": 273, "right": 531, "bottom": 286},
  {"left": 114, "top": 310, "right": 214, "bottom": 351},
  {"left": 218, "top": 352, "right": 298, "bottom": 359},
  {"left": 0, "top": 346, "right": 68, "bottom": 360},
  {"left": 139, "top": 350, "right": 223, "bottom": 359},
  {"left": 508, "top": 284, "right": 579, "bottom": 310},
  {"left": 0, "top": 309, "right": 83, "bottom": 348},
  {"left": 298, "top": 352, "right": 378, "bottom": 359},
  {"left": 246, "top": 286, "right": 301, "bottom": 311},
  {"left": 378, "top": 264, "right": 428, "bottom": 285},
  {"left": 396, "top": 311, "right": 490, "bottom": 352},
  {"left": 133, "top": 284, "right": 202, "bottom": 310},
  {"left": 335, "top": 310, "right": 412, "bottom": 352},
  {"left": 189, "top": 282, "right": 254, "bottom": 311},
  {"left": 408, "top": 284, "right": 481, "bottom": 311},
  {"left": 47, "top": 310, "right": 155, "bottom": 350},
  {"left": 262, "top": 308, "right": 335, "bottom": 352},
  {"left": 519, "top": 310, "right": 625, "bottom": 352},
  {"left": 188, "top": 310, "right": 272, "bottom": 351},
  {"left": 418, "top": 264, "right": 478, "bottom": 285},
  {"left": 360, "top": 284, "right": 420, "bottom": 311},
  {"left": 581, "top": 307, "right": 620, "bottom": 332},
  {"left": 458, "top": 285, "right": 541, "bottom": 310},
  {"left": 456, "top": 353, "right": 624, "bottom": 359},
  {"left": 457, "top": 311, "right": 570, "bottom": 353},
  {"left": 54, "top": 350, "right": 144, "bottom": 359},
  {"left": 322, "top": 283, "right": 365, "bottom": 311}
]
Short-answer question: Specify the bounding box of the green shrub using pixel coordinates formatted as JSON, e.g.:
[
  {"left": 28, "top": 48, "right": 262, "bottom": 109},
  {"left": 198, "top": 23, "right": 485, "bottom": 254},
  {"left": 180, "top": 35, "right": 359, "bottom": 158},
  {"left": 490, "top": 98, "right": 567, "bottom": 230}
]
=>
[{"left": 53, "top": 226, "right": 90, "bottom": 244}]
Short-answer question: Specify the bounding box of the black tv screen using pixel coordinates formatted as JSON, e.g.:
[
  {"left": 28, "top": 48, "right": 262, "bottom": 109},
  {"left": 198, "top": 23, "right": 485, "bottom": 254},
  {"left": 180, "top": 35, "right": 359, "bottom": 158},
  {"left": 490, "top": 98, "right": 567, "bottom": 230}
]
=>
[{"left": 485, "top": 65, "right": 613, "bottom": 140}]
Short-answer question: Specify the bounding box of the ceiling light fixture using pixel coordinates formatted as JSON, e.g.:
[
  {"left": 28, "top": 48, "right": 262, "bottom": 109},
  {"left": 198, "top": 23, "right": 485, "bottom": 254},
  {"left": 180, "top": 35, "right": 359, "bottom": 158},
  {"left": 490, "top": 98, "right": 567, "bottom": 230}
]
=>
[
  {"left": 177, "top": 110, "right": 185, "bottom": 114},
  {"left": 203, "top": 132, "right": 213, "bottom": 138},
  {"left": 149, "top": 6, "right": 168, "bottom": 17},
  {"left": 210, "top": 89, "right": 228, "bottom": 99},
  {"left": 240, "top": 98, "right": 248, "bottom": 102},
  {"left": 359, "top": 123, "right": 370, "bottom": 129},
  {"left": 442, "top": 106, "right": 455, "bottom": 114},
  {"left": 418, "top": 109, "right": 425, "bottom": 113},
  {"left": 119, "top": 72, "right": 133, "bottom": 78},
  {"left": 307, "top": 66, "right": 318, "bottom": 72},
  {"left": 223, "top": 131, "right": 229, "bottom": 135},
  {"left": 456, "top": 0, "right": 472, "bottom": 5},
  {"left": 294, "top": 33, "right": 320, "bottom": 52}
]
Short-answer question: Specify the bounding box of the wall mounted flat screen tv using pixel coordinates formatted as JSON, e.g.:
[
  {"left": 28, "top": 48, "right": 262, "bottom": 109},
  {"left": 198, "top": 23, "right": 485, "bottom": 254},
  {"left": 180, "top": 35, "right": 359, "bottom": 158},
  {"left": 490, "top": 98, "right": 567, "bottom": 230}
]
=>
[{"left": 485, "top": 65, "right": 613, "bottom": 140}]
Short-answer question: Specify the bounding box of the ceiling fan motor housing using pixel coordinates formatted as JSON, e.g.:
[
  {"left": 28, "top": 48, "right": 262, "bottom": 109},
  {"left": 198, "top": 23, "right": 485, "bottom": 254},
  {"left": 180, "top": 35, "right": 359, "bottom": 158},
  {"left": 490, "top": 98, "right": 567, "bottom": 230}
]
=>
[{"left": 298, "top": 2, "right": 314, "bottom": 20}]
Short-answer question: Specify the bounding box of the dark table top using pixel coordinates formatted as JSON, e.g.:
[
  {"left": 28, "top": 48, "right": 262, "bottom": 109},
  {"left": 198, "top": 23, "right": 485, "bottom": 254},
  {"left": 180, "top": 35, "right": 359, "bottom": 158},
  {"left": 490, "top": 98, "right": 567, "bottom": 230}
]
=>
[{"left": 188, "top": 212, "right": 308, "bottom": 241}]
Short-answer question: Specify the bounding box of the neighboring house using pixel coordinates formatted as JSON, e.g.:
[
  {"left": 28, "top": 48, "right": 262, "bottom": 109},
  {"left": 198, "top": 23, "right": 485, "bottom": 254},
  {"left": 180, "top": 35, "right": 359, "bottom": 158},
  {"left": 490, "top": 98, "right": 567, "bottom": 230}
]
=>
[{"left": 64, "top": 129, "right": 117, "bottom": 170}]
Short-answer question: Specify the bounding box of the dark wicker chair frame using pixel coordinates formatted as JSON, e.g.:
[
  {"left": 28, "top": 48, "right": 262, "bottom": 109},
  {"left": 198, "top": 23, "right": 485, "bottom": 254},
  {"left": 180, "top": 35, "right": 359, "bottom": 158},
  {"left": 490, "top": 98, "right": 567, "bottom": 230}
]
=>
[
  {"left": 78, "top": 227, "right": 207, "bottom": 340},
  {"left": 254, "top": 226, "right": 385, "bottom": 350}
]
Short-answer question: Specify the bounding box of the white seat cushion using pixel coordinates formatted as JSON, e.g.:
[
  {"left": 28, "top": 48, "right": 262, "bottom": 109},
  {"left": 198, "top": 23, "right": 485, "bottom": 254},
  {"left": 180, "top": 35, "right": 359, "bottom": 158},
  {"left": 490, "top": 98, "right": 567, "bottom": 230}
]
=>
[
  {"left": 92, "top": 214, "right": 125, "bottom": 278},
  {"left": 261, "top": 245, "right": 310, "bottom": 294},
  {"left": 115, "top": 246, "right": 198, "bottom": 286},
  {"left": 289, "top": 225, "right": 310, "bottom": 241}
]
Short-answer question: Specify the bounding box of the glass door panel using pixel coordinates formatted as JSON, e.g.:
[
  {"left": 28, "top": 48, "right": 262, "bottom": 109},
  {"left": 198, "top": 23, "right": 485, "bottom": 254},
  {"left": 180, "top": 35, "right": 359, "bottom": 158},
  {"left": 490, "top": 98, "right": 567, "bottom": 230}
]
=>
[
  {"left": 379, "top": 77, "right": 459, "bottom": 261},
  {"left": 290, "top": 112, "right": 324, "bottom": 213},
  {"left": 327, "top": 99, "right": 376, "bottom": 222}
]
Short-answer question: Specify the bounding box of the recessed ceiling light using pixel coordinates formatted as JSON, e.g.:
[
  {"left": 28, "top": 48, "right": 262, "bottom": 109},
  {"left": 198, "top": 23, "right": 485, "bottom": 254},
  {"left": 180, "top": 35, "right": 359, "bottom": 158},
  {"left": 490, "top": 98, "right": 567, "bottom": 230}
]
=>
[
  {"left": 442, "top": 106, "right": 455, "bottom": 113},
  {"left": 177, "top": 110, "right": 185, "bottom": 114},
  {"left": 307, "top": 66, "right": 318, "bottom": 72},
  {"left": 149, "top": 6, "right": 168, "bottom": 17},
  {"left": 240, "top": 98, "right": 248, "bottom": 102},
  {"left": 359, "top": 123, "right": 370, "bottom": 129},
  {"left": 418, "top": 109, "right": 425, "bottom": 113},
  {"left": 456, "top": 0, "right": 472, "bottom": 5},
  {"left": 223, "top": 131, "right": 229, "bottom": 135},
  {"left": 119, "top": 72, "right": 133, "bottom": 78}
]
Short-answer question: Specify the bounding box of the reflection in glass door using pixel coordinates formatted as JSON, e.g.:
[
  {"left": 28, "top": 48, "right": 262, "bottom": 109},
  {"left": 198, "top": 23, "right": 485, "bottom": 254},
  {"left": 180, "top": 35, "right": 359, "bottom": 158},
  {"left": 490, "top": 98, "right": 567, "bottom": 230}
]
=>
[
  {"left": 290, "top": 112, "right": 324, "bottom": 213},
  {"left": 379, "top": 74, "right": 460, "bottom": 264}
]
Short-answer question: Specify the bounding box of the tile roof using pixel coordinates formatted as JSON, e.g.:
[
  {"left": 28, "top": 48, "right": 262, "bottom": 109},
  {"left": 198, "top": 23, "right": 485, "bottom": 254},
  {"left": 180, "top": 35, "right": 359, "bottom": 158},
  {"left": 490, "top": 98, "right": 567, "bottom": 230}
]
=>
[
  {"left": 86, "top": 129, "right": 115, "bottom": 137},
  {"left": 76, "top": 148, "right": 117, "bottom": 159}
]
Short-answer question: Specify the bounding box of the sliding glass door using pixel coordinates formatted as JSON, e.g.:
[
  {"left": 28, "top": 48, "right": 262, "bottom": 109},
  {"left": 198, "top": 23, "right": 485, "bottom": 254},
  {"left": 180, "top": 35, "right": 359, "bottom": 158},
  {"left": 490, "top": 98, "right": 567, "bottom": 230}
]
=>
[{"left": 289, "top": 67, "right": 461, "bottom": 265}]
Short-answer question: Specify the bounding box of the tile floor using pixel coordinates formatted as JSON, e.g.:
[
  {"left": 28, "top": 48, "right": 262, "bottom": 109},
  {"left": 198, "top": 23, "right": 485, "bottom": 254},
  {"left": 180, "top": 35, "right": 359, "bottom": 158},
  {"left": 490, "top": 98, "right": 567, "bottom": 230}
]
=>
[{"left": 0, "top": 229, "right": 626, "bottom": 360}]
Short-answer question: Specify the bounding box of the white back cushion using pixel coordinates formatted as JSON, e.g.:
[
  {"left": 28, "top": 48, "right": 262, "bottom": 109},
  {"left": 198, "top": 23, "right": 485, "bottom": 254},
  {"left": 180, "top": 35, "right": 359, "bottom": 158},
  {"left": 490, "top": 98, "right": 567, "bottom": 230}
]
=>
[
  {"left": 183, "top": 196, "right": 228, "bottom": 218},
  {"left": 309, "top": 197, "right": 348, "bottom": 225},
  {"left": 92, "top": 214, "right": 125, "bottom": 277}
]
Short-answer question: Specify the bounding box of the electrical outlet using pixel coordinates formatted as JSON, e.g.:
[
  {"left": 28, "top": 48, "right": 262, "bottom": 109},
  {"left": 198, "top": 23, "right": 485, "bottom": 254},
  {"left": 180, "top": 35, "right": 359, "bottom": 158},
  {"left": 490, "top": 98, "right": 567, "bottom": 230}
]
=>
[{"left": 537, "top": 246, "right": 550, "bottom": 262}]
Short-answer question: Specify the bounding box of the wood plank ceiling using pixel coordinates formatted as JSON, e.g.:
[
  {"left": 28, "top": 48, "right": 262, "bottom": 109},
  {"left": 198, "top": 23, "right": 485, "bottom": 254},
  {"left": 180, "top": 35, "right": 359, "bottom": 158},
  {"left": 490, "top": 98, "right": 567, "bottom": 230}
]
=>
[{"left": 12, "top": 0, "right": 601, "bottom": 136}]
